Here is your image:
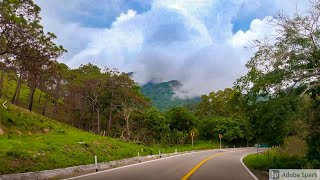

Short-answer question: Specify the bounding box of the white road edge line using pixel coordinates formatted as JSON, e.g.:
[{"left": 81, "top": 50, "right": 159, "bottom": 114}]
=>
[
  {"left": 64, "top": 149, "right": 230, "bottom": 180},
  {"left": 240, "top": 154, "right": 259, "bottom": 180}
]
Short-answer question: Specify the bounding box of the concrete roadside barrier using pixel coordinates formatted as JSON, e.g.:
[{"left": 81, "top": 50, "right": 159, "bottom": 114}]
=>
[{"left": 0, "top": 150, "right": 198, "bottom": 180}]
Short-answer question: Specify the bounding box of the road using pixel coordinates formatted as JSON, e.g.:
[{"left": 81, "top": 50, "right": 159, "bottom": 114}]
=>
[{"left": 66, "top": 147, "right": 260, "bottom": 180}]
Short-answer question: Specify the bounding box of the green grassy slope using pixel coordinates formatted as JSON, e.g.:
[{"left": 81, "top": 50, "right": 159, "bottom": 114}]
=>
[
  {"left": 0, "top": 72, "right": 69, "bottom": 123},
  {"left": 0, "top": 100, "right": 218, "bottom": 175},
  {"left": 1, "top": 73, "right": 43, "bottom": 109}
]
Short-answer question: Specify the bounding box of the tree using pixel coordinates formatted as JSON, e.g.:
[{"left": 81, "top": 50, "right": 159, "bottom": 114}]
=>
[
  {"left": 0, "top": 0, "right": 42, "bottom": 57},
  {"left": 39, "top": 62, "right": 68, "bottom": 116},
  {"left": 0, "top": 61, "right": 6, "bottom": 97},
  {"left": 64, "top": 63, "right": 105, "bottom": 133},
  {"left": 114, "top": 75, "right": 148, "bottom": 139},
  {"left": 166, "top": 107, "right": 198, "bottom": 133},
  {"left": 235, "top": 1, "right": 320, "bottom": 164},
  {"left": 81, "top": 64, "right": 106, "bottom": 134},
  {"left": 22, "top": 43, "right": 64, "bottom": 111},
  {"left": 104, "top": 69, "right": 125, "bottom": 133},
  {"left": 140, "top": 107, "right": 170, "bottom": 144},
  {"left": 0, "top": 0, "right": 42, "bottom": 100},
  {"left": 236, "top": 3, "right": 320, "bottom": 97},
  {"left": 0, "top": 0, "right": 65, "bottom": 111},
  {"left": 197, "top": 88, "right": 245, "bottom": 118},
  {"left": 251, "top": 97, "right": 301, "bottom": 144}
]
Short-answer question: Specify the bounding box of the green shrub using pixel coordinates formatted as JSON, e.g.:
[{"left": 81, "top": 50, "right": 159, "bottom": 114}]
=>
[{"left": 307, "top": 132, "right": 320, "bottom": 168}]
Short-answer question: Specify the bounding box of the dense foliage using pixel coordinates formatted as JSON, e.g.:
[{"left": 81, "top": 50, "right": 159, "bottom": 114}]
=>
[{"left": 236, "top": 3, "right": 320, "bottom": 168}]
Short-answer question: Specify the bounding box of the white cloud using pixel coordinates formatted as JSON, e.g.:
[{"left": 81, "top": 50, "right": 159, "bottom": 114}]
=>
[
  {"left": 36, "top": 0, "right": 311, "bottom": 98},
  {"left": 231, "top": 17, "right": 274, "bottom": 48},
  {"left": 112, "top": 9, "right": 137, "bottom": 26}
]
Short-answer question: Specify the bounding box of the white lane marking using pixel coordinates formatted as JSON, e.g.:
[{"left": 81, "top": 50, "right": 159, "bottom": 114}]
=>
[
  {"left": 64, "top": 149, "right": 231, "bottom": 180},
  {"left": 240, "top": 154, "right": 259, "bottom": 180}
]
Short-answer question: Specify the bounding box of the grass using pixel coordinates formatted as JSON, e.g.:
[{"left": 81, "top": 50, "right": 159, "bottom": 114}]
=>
[
  {"left": 0, "top": 100, "right": 218, "bottom": 175},
  {"left": 244, "top": 148, "right": 279, "bottom": 171},
  {"left": 243, "top": 137, "right": 308, "bottom": 172},
  {"left": 0, "top": 72, "right": 67, "bottom": 122}
]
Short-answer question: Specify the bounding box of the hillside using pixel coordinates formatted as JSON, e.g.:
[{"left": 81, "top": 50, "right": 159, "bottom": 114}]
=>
[
  {"left": 0, "top": 100, "right": 217, "bottom": 175},
  {"left": 140, "top": 80, "right": 200, "bottom": 111},
  {"left": 0, "top": 72, "right": 68, "bottom": 122},
  {"left": 0, "top": 100, "right": 148, "bottom": 175}
]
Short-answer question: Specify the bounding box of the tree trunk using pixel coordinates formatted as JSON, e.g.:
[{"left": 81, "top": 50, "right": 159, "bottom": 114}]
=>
[
  {"left": 78, "top": 109, "right": 82, "bottom": 129},
  {"left": 28, "top": 86, "right": 36, "bottom": 111},
  {"left": 38, "top": 91, "right": 42, "bottom": 104},
  {"left": 42, "top": 96, "right": 48, "bottom": 115},
  {"left": 108, "top": 102, "right": 113, "bottom": 133},
  {"left": 53, "top": 99, "right": 58, "bottom": 113},
  {"left": 11, "top": 76, "right": 22, "bottom": 104},
  {"left": 125, "top": 115, "right": 130, "bottom": 138},
  {"left": 108, "top": 91, "right": 114, "bottom": 133},
  {"left": 97, "top": 109, "right": 100, "bottom": 134},
  {"left": 0, "top": 71, "right": 4, "bottom": 98}
]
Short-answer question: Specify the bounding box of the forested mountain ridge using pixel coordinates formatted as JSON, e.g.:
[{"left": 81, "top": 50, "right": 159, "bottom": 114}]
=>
[{"left": 140, "top": 80, "right": 200, "bottom": 111}]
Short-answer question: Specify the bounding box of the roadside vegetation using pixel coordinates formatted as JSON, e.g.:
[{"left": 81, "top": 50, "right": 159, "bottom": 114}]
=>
[
  {"left": 0, "top": 0, "right": 319, "bottom": 175},
  {"left": 244, "top": 137, "right": 308, "bottom": 171},
  {"left": 240, "top": 1, "right": 320, "bottom": 170},
  {"left": 0, "top": 101, "right": 219, "bottom": 175}
]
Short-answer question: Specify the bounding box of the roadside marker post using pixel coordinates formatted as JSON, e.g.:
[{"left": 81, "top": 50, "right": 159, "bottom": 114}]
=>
[
  {"left": 256, "top": 144, "right": 259, "bottom": 160},
  {"left": 175, "top": 148, "right": 177, "bottom": 154},
  {"left": 191, "top": 132, "right": 195, "bottom": 147},
  {"left": 138, "top": 152, "right": 141, "bottom": 163},
  {"left": 159, "top": 150, "right": 161, "bottom": 158},
  {"left": 94, "top": 155, "right": 98, "bottom": 172},
  {"left": 219, "top": 134, "right": 223, "bottom": 149}
]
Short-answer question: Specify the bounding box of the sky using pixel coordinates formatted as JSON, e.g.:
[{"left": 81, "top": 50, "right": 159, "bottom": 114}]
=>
[{"left": 34, "top": 0, "right": 310, "bottom": 98}]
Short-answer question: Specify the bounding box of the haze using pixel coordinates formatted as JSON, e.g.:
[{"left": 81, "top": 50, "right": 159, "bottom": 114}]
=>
[{"left": 35, "top": 0, "right": 309, "bottom": 97}]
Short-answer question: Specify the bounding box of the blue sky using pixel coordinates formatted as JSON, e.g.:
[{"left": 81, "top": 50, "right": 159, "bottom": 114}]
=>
[{"left": 35, "top": 0, "right": 309, "bottom": 97}]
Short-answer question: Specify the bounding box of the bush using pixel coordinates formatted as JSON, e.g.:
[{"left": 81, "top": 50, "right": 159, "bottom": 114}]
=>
[
  {"left": 244, "top": 146, "right": 307, "bottom": 171},
  {"left": 307, "top": 132, "right": 320, "bottom": 168}
]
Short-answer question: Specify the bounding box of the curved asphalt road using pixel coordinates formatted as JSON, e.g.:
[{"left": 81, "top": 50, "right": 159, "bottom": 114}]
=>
[{"left": 66, "top": 147, "right": 260, "bottom": 180}]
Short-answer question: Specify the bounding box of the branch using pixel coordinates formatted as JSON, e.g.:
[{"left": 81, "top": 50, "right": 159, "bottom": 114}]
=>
[
  {"left": 293, "top": 71, "right": 320, "bottom": 82},
  {"left": 300, "top": 83, "right": 320, "bottom": 97},
  {"left": 0, "top": 50, "right": 8, "bottom": 56}
]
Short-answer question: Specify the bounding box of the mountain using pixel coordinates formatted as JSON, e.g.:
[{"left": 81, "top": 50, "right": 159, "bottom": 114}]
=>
[{"left": 140, "top": 80, "right": 200, "bottom": 111}]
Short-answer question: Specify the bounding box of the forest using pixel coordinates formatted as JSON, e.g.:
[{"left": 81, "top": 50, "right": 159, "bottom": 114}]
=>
[{"left": 0, "top": 0, "right": 319, "bottom": 169}]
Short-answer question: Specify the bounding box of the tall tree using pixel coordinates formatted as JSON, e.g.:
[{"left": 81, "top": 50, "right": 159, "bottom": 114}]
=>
[
  {"left": 236, "top": 3, "right": 320, "bottom": 97},
  {"left": 104, "top": 68, "right": 122, "bottom": 133},
  {"left": 236, "top": 1, "right": 320, "bottom": 163},
  {"left": 0, "top": 0, "right": 65, "bottom": 110},
  {"left": 0, "top": 0, "right": 42, "bottom": 57},
  {"left": 114, "top": 74, "right": 148, "bottom": 139}
]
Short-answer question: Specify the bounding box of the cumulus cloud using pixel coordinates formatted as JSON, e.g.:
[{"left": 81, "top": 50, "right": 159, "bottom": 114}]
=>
[
  {"left": 36, "top": 0, "right": 310, "bottom": 98},
  {"left": 112, "top": 9, "right": 137, "bottom": 26}
]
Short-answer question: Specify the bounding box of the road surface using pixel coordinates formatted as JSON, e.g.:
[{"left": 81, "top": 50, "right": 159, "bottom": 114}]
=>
[{"left": 66, "top": 147, "right": 260, "bottom": 180}]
